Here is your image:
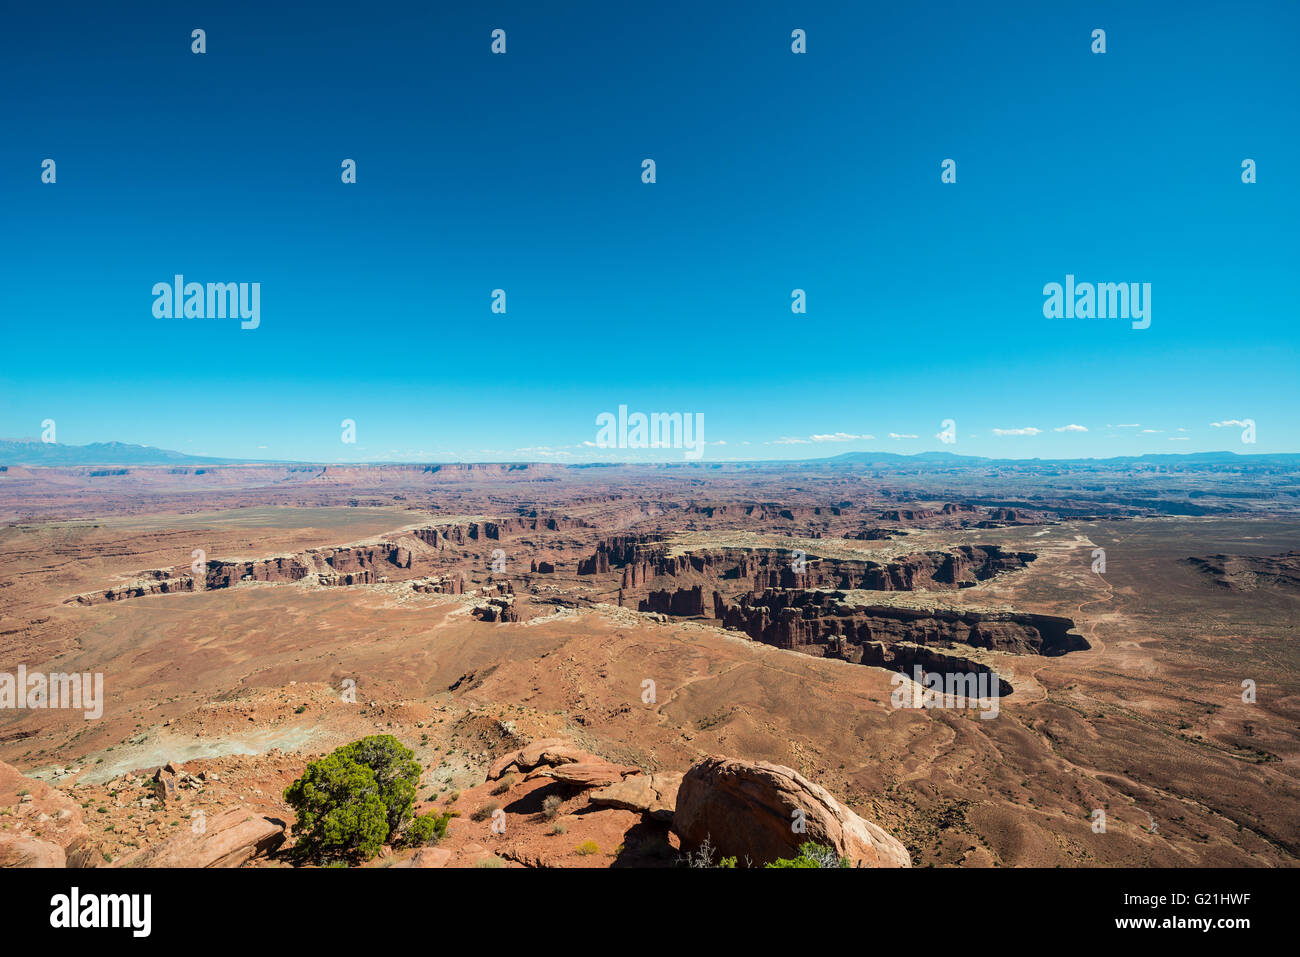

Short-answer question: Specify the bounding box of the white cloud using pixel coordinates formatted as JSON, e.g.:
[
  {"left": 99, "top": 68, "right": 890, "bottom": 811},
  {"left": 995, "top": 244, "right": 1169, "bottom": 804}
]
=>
[
  {"left": 513, "top": 446, "right": 574, "bottom": 457},
  {"left": 992, "top": 427, "right": 1042, "bottom": 436},
  {"left": 1140, "top": 429, "right": 1164, "bottom": 434},
  {"left": 1116, "top": 423, "right": 1142, "bottom": 429},
  {"left": 888, "top": 433, "right": 919, "bottom": 440},
  {"left": 1211, "top": 420, "right": 1249, "bottom": 428},
  {"left": 810, "top": 432, "right": 873, "bottom": 442},
  {"left": 1053, "top": 424, "right": 1088, "bottom": 432},
  {"left": 1169, "top": 436, "right": 1190, "bottom": 441},
  {"left": 769, "top": 436, "right": 812, "bottom": 445}
]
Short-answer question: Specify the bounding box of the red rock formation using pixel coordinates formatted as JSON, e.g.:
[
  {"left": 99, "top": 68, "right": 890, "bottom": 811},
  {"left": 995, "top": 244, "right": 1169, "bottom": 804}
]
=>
[
  {"left": 112, "top": 807, "right": 285, "bottom": 868},
  {"left": 0, "top": 760, "right": 92, "bottom": 868},
  {"left": 472, "top": 597, "right": 520, "bottom": 623},
  {"left": 410, "top": 573, "right": 465, "bottom": 595},
  {"left": 1187, "top": 551, "right": 1300, "bottom": 592},
  {"left": 673, "top": 756, "right": 911, "bottom": 867},
  {"left": 842, "top": 528, "right": 898, "bottom": 540},
  {"left": 623, "top": 545, "right": 1035, "bottom": 595},
  {"left": 68, "top": 575, "right": 197, "bottom": 605},
  {"left": 638, "top": 585, "right": 709, "bottom": 617},
  {"left": 878, "top": 508, "right": 937, "bottom": 521},
  {"left": 715, "top": 588, "right": 1086, "bottom": 659}
]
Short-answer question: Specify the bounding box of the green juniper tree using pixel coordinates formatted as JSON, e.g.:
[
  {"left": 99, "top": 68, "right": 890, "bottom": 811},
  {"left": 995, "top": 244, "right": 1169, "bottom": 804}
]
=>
[{"left": 283, "top": 734, "right": 426, "bottom": 863}]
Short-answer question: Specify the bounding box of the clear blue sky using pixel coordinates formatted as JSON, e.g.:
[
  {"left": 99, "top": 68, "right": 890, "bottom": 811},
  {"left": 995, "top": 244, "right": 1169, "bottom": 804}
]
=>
[{"left": 2, "top": 1, "right": 1296, "bottom": 462}]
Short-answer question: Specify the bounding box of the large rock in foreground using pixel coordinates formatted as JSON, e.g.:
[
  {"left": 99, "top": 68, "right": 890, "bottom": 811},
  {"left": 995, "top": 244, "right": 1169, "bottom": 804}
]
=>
[
  {"left": 114, "top": 807, "right": 285, "bottom": 868},
  {"left": 673, "top": 756, "right": 911, "bottom": 868},
  {"left": 0, "top": 760, "right": 93, "bottom": 868}
]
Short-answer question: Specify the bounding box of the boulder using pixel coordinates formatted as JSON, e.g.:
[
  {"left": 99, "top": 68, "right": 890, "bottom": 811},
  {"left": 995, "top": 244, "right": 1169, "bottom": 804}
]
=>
[
  {"left": 153, "top": 766, "right": 180, "bottom": 804},
  {"left": 113, "top": 807, "right": 285, "bottom": 868},
  {"left": 487, "top": 738, "right": 591, "bottom": 780},
  {"left": 0, "top": 834, "right": 66, "bottom": 868},
  {"left": 590, "top": 772, "right": 681, "bottom": 822},
  {"left": 673, "top": 756, "right": 911, "bottom": 868},
  {"left": 0, "top": 760, "right": 91, "bottom": 868},
  {"left": 532, "top": 761, "right": 639, "bottom": 789},
  {"left": 395, "top": 846, "right": 451, "bottom": 868}
]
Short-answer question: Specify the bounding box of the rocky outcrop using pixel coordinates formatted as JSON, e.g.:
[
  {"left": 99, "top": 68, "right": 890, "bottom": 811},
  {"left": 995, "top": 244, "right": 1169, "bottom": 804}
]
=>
[
  {"left": 412, "top": 515, "right": 589, "bottom": 549},
  {"left": 472, "top": 597, "right": 520, "bottom": 623},
  {"left": 577, "top": 552, "right": 610, "bottom": 575},
  {"left": 206, "top": 555, "right": 310, "bottom": 588},
  {"left": 673, "top": 756, "right": 911, "bottom": 867},
  {"left": 621, "top": 561, "right": 654, "bottom": 588},
  {"left": 67, "top": 535, "right": 463, "bottom": 605},
  {"left": 590, "top": 772, "right": 681, "bottom": 823},
  {"left": 487, "top": 739, "right": 594, "bottom": 780},
  {"left": 684, "top": 503, "right": 842, "bottom": 522},
  {"left": 410, "top": 574, "right": 466, "bottom": 595},
  {"left": 639, "top": 585, "right": 708, "bottom": 617},
  {"left": 69, "top": 575, "right": 196, "bottom": 604},
  {"left": 616, "top": 545, "right": 1036, "bottom": 595},
  {"left": 152, "top": 764, "right": 179, "bottom": 804},
  {"left": 878, "top": 508, "right": 936, "bottom": 521},
  {"left": 0, "top": 761, "right": 92, "bottom": 868},
  {"left": 1187, "top": 551, "right": 1300, "bottom": 592},
  {"left": 715, "top": 588, "right": 1085, "bottom": 658},
  {"left": 580, "top": 534, "right": 663, "bottom": 575},
  {"left": 531, "top": 762, "right": 640, "bottom": 789},
  {"left": 853, "top": 642, "right": 1012, "bottom": 697},
  {"left": 842, "top": 528, "right": 898, "bottom": 540},
  {"left": 113, "top": 807, "right": 285, "bottom": 868}
]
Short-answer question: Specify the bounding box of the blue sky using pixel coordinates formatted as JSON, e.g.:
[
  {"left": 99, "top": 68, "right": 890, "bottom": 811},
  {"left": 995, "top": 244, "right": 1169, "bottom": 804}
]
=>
[{"left": 2, "top": 1, "right": 1296, "bottom": 462}]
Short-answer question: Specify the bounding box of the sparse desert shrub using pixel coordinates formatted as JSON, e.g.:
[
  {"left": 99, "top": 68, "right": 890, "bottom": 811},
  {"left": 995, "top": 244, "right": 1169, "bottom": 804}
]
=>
[
  {"left": 575, "top": 840, "right": 599, "bottom": 856},
  {"left": 549, "top": 822, "right": 567, "bottom": 836},
  {"left": 283, "top": 734, "right": 422, "bottom": 864},
  {"left": 401, "top": 809, "right": 456, "bottom": 847},
  {"left": 765, "top": 842, "right": 852, "bottom": 868},
  {"left": 680, "top": 834, "right": 720, "bottom": 868},
  {"left": 470, "top": 801, "right": 499, "bottom": 823},
  {"left": 542, "top": 795, "right": 562, "bottom": 820},
  {"left": 491, "top": 773, "right": 516, "bottom": 795}
]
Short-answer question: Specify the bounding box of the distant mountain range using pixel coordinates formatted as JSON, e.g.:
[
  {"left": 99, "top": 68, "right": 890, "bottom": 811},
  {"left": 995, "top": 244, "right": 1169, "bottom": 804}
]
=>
[
  {"left": 0, "top": 440, "right": 258, "bottom": 467},
  {"left": 3, "top": 438, "right": 1300, "bottom": 469}
]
